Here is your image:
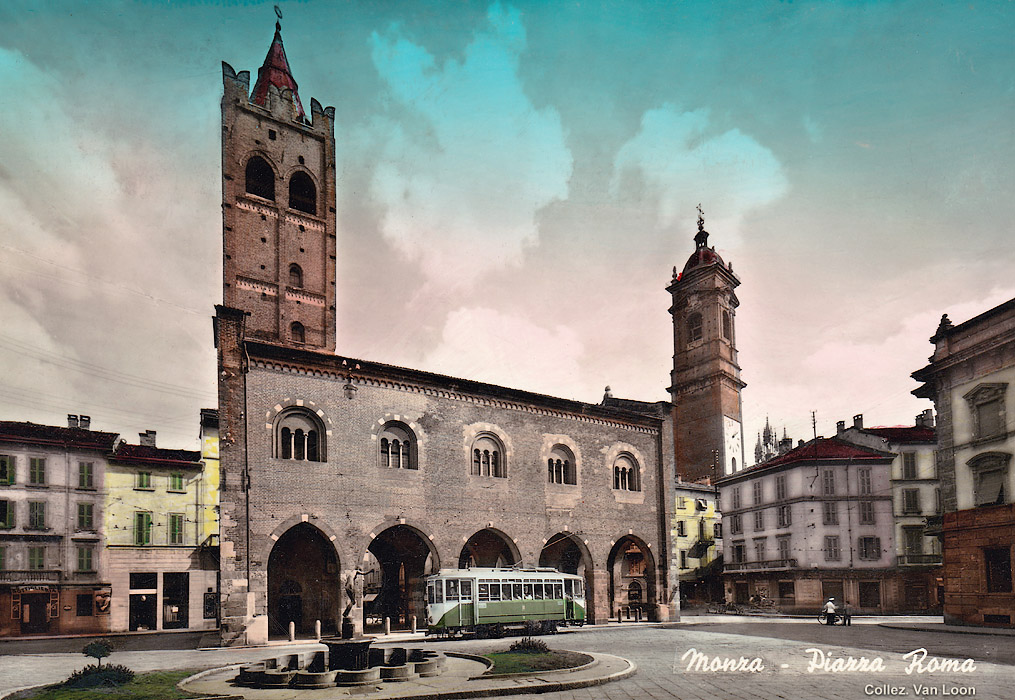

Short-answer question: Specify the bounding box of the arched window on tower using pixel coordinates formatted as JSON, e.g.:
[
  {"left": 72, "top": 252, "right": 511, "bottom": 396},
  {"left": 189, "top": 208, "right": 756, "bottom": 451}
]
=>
[
  {"left": 379, "top": 422, "right": 417, "bottom": 470},
  {"left": 687, "top": 313, "right": 703, "bottom": 344},
  {"left": 722, "top": 310, "right": 732, "bottom": 342},
  {"left": 471, "top": 434, "right": 506, "bottom": 478},
  {"left": 290, "top": 322, "right": 305, "bottom": 344},
  {"left": 289, "top": 263, "right": 303, "bottom": 288},
  {"left": 613, "top": 454, "right": 640, "bottom": 492},
  {"left": 274, "top": 408, "right": 326, "bottom": 462},
  {"left": 547, "top": 445, "right": 576, "bottom": 485},
  {"left": 289, "top": 171, "right": 317, "bottom": 215},
  {"left": 245, "top": 156, "right": 275, "bottom": 200}
]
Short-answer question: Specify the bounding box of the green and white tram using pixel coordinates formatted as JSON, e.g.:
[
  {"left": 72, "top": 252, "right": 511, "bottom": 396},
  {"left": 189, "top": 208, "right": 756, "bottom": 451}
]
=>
[{"left": 425, "top": 567, "right": 586, "bottom": 636}]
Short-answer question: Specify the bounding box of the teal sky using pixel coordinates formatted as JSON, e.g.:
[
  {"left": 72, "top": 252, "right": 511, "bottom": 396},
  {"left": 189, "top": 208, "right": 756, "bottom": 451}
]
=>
[{"left": 0, "top": 0, "right": 1012, "bottom": 453}]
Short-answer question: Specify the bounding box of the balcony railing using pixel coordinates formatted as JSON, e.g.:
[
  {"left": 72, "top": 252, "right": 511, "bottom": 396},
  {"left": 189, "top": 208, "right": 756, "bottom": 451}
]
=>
[
  {"left": 725, "top": 558, "right": 797, "bottom": 572},
  {"left": 897, "top": 554, "right": 942, "bottom": 566},
  {"left": 0, "top": 570, "right": 61, "bottom": 584}
]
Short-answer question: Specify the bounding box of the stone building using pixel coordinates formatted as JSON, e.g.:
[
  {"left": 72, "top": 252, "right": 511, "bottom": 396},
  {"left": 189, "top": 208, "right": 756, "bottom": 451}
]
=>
[
  {"left": 912, "top": 298, "right": 1015, "bottom": 627},
  {"left": 666, "top": 209, "right": 746, "bottom": 482},
  {"left": 212, "top": 21, "right": 731, "bottom": 645},
  {"left": 716, "top": 436, "right": 901, "bottom": 612},
  {"left": 837, "top": 411, "right": 942, "bottom": 612},
  {"left": 105, "top": 430, "right": 218, "bottom": 633},
  {"left": 0, "top": 417, "right": 116, "bottom": 637},
  {"left": 671, "top": 478, "right": 723, "bottom": 606}
]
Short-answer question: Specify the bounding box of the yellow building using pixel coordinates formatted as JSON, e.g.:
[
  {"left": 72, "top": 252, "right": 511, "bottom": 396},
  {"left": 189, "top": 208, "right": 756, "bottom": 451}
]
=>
[
  {"left": 105, "top": 429, "right": 218, "bottom": 633},
  {"left": 198, "top": 409, "right": 220, "bottom": 547},
  {"left": 672, "top": 478, "right": 723, "bottom": 606}
]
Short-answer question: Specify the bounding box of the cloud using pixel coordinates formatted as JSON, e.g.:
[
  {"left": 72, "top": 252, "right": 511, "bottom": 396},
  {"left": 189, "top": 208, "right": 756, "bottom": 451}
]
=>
[
  {"left": 422, "top": 307, "right": 585, "bottom": 396},
  {"left": 368, "top": 3, "right": 572, "bottom": 290},
  {"left": 611, "top": 104, "right": 788, "bottom": 243}
]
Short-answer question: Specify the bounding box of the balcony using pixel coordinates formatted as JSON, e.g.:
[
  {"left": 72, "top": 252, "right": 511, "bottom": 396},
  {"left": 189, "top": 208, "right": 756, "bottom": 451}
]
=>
[
  {"left": 0, "top": 570, "right": 61, "bottom": 584},
  {"left": 725, "top": 558, "right": 797, "bottom": 572},
  {"left": 897, "top": 554, "right": 942, "bottom": 566}
]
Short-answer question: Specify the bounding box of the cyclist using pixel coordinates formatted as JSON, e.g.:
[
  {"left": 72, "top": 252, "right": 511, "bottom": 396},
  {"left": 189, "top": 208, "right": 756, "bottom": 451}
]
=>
[{"left": 822, "top": 597, "right": 838, "bottom": 625}]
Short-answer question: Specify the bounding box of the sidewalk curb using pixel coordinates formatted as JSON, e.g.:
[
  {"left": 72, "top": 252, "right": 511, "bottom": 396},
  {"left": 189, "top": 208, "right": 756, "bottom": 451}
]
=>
[{"left": 878, "top": 623, "right": 1015, "bottom": 637}]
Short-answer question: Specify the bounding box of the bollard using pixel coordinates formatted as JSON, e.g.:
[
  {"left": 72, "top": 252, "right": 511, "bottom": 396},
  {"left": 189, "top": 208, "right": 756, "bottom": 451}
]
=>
[
  {"left": 635, "top": 608, "right": 642, "bottom": 622},
  {"left": 384, "top": 616, "right": 391, "bottom": 635},
  {"left": 616, "top": 608, "right": 621, "bottom": 623},
  {"left": 289, "top": 620, "right": 296, "bottom": 642},
  {"left": 411, "top": 615, "right": 417, "bottom": 634},
  {"left": 315, "top": 619, "right": 321, "bottom": 640}
]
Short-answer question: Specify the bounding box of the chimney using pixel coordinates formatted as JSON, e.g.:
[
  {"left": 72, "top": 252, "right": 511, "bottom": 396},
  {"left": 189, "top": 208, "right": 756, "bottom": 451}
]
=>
[
  {"left": 797, "top": 439, "right": 805, "bottom": 448},
  {"left": 67, "top": 414, "right": 79, "bottom": 428},
  {"left": 836, "top": 420, "right": 846, "bottom": 434},
  {"left": 779, "top": 436, "right": 793, "bottom": 453},
  {"left": 915, "top": 409, "right": 935, "bottom": 429},
  {"left": 139, "top": 430, "right": 157, "bottom": 447},
  {"left": 78, "top": 415, "right": 91, "bottom": 430},
  {"left": 853, "top": 414, "right": 864, "bottom": 430}
]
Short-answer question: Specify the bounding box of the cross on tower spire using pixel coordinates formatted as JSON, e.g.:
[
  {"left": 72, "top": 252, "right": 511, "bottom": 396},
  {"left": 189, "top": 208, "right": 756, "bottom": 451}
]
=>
[{"left": 694, "top": 203, "right": 709, "bottom": 249}]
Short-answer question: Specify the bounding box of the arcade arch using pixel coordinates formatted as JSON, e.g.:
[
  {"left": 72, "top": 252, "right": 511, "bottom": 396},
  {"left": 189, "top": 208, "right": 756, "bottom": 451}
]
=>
[
  {"left": 607, "top": 535, "right": 656, "bottom": 620},
  {"left": 539, "top": 532, "right": 595, "bottom": 623},
  {"left": 364, "top": 525, "right": 439, "bottom": 631},
  {"left": 458, "top": 528, "right": 519, "bottom": 569},
  {"left": 267, "top": 523, "right": 341, "bottom": 637}
]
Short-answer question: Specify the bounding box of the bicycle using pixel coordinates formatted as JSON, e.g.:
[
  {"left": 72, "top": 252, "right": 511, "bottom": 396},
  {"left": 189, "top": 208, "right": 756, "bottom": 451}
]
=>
[{"left": 816, "top": 612, "right": 847, "bottom": 625}]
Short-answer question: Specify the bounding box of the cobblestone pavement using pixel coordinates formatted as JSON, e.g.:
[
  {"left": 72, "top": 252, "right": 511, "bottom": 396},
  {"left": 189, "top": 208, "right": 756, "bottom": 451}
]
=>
[{"left": 1, "top": 623, "right": 1013, "bottom": 700}]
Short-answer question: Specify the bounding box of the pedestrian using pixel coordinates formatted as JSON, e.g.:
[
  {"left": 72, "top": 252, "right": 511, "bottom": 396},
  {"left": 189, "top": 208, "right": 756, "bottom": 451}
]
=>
[{"left": 822, "top": 597, "right": 837, "bottom": 625}]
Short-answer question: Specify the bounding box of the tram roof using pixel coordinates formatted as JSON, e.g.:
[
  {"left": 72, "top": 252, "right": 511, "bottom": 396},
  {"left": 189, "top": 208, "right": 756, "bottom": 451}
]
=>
[{"left": 431, "top": 567, "right": 580, "bottom": 577}]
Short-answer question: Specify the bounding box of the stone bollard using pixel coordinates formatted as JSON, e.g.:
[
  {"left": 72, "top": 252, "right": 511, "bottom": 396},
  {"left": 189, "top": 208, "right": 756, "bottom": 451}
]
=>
[
  {"left": 616, "top": 608, "right": 621, "bottom": 623},
  {"left": 315, "top": 619, "right": 322, "bottom": 640},
  {"left": 289, "top": 621, "right": 296, "bottom": 642},
  {"left": 411, "top": 615, "right": 417, "bottom": 634},
  {"left": 384, "top": 617, "right": 391, "bottom": 635},
  {"left": 636, "top": 608, "right": 642, "bottom": 622}
]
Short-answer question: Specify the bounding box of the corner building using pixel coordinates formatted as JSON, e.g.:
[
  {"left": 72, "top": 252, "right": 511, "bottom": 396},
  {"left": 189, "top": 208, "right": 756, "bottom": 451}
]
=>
[{"left": 214, "top": 23, "right": 681, "bottom": 645}]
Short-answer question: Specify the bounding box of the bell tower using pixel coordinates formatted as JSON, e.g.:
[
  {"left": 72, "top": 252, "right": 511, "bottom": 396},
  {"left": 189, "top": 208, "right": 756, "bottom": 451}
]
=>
[
  {"left": 220, "top": 18, "right": 337, "bottom": 351},
  {"left": 667, "top": 207, "right": 746, "bottom": 481}
]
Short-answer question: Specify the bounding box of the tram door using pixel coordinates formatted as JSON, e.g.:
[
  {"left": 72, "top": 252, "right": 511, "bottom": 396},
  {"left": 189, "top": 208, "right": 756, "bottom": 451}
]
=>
[
  {"left": 564, "top": 579, "right": 575, "bottom": 620},
  {"left": 456, "top": 579, "right": 476, "bottom": 627}
]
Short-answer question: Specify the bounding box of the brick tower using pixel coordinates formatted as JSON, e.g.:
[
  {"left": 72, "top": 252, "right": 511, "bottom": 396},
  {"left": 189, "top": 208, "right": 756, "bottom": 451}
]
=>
[
  {"left": 220, "top": 19, "right": 336, "bottom": 351},
  {"left": 667, "top": 207, "right": 746, "bottom": 481}
]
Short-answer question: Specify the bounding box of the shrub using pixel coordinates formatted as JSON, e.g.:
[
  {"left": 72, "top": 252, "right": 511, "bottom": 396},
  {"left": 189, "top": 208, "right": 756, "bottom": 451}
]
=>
[
  {"left": 82, "top": 639, "right": 113, "bottom": 666},
  {"left": 64, "top": 663, "right": 135, "bottom": 688},
  {"left": 509, "top": 636, "right": 549, "bottom": 654}
]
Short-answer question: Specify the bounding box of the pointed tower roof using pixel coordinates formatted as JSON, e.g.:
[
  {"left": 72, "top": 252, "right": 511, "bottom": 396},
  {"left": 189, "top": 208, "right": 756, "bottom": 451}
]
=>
[{"left": 251, "top": 20, "right": 306, "bottom": 121}]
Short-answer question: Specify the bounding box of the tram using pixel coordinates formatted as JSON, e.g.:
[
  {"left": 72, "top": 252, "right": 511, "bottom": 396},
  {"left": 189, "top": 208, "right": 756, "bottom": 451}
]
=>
[{"left": 424, "top": 567, "right": 586, "bottom": 636}]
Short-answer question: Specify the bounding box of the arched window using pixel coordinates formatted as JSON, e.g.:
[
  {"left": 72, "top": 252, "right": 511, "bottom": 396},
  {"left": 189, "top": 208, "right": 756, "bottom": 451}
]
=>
[
  {"left": 274, "top": 408, "right": 326, "bottom": 462},
  {"left": 686, "top": 313, "right": 703, "bottom": 344},
  {"left": 290, "top": 322, "right": 305, "bottom": 344},
  {"left": 289, "top": 171, "right": 317, "bottom": 215},
  {"left": 613, "top": 454, "right": 640, "bottom": 492},
  {"left": 547, "top": 445, "right": 576, "bottom": 485},
  {"left": 379, "top": 422, "right": 417, "bottom": 470},
  {"left": 471, "top": 434, "right": 505, "bottom": 478},
  {"left": 722, "top": 310, "right": 732, "bottom": 341},
  {"left": 627, "top": 581, "right": 642, "bottom": 602},
  {"left": 245, "top": 156, "right": 275, "bottom": 200},
  {"left": 289, "top": 263, "right": 303, "bottom": 288}
]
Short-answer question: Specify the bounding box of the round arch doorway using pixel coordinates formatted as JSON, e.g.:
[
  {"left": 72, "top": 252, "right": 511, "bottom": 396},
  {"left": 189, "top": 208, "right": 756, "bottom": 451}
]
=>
[
  {"left": 267, "top": 522, "right": 342, "bottom": 638},
  {"left": 365, "top": 525, "right": 439, "bottom": 631}
]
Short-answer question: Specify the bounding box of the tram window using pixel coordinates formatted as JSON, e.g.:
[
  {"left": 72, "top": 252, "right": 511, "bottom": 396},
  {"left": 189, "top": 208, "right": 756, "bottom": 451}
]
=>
[
  {"left": 427, "top": 583, "right": 434, "bottom": 605},
  {"left": 513, "top": 583, "right": 523, "bottom": 599},
  {"left": 435, "top": 581, "right": 443, "bottom": 604},
  {"left": 446, "top": 580, "right": 459, "bottom": 602},
  {"left": 523, "top": 583, "right": 533, "bottom": 599},
  {"left": 576, "top": 580, "right": 583, "bottom": 597},
  {"left": 554, "top": 583, "right": 563, "bottom": 599},
  {"left": 461, "top": 580, "right": 473, "bottom": 599},
  {"left": 478, "top": 583, "right": 490, "bottom": 601},
  {"left": 533, "top": 583, "right": 544, "bottom": 600},
  {"left": 490, "top": 583, "right": 502, "bottom": 601},
  {"left": 502, "top": 583, "right": 513, "bottom": 600}
]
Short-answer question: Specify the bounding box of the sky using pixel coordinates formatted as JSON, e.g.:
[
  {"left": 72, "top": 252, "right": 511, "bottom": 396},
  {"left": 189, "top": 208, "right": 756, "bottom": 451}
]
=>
[{"left": 0, "top": 0, "right": 1012, "bottom": 455}]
